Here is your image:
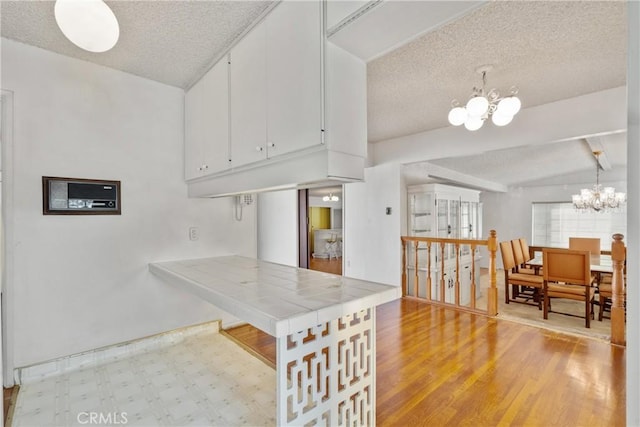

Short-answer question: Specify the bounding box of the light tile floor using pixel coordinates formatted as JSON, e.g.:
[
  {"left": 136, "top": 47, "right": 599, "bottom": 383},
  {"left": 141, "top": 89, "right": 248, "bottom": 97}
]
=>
[{"left": 11, "top": 330, "right": 276, "bottom": 427}]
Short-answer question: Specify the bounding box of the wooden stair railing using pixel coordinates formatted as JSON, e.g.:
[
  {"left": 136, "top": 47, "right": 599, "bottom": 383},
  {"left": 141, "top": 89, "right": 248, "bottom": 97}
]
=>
[
  {"left": 610, "top": 233, "right": 626, "bottom": 346},
  {"left": 401, "top": 230, "right": 498, "bottom": 316}
]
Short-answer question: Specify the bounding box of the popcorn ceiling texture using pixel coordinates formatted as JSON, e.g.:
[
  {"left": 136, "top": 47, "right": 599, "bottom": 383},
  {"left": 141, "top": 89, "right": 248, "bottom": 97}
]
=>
[
  {"left": 1, "top": 1, "right": 626, "bottom": 143},
  {"left": 367, "top": 1, "right": 627, "bottom": 142},
  {"left": 0, "top": 0, "right": 272, "bottom": 89}
]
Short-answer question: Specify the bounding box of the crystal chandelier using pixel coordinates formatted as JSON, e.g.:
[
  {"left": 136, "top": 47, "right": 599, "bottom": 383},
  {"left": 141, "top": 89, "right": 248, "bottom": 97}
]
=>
[
  {"left": 447, "top": 66, "right": 521, "bottom": 131},
  {"left": 572, "top": 151, "right": 626, "bottom": 212}
]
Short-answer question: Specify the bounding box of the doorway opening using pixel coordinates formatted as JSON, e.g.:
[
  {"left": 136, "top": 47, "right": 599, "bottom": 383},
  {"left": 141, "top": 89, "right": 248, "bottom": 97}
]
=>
[{"left": 299, "top": 186, "right": 343, "bottom": 275}]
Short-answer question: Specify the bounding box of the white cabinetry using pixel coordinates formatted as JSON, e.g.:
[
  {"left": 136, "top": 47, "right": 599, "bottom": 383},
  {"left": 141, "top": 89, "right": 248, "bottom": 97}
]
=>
[
  {"left": 229, "top": 1, "right": 321, "bottom": 169},
  {"left": 265, "top": 0, "right": 322, "bottom": 158},
  {"left": 229, "top": 21, "right": 267, "bottom": 167},
  {"left": 185, "top": 0, "right": 366, "bottom": 197},
  {"left": 184, "top": 58, "right": 230, "bottom": 180},
  {"left": 407, "top": 184, "right": 482, "bottom": 305}
]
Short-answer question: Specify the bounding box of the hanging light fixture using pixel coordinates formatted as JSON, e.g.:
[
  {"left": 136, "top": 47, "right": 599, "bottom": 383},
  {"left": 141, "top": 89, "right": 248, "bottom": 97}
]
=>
[
  {"left": 448, "top": 65, "right": 521, "bottom": 131},
  {"left": 572, "top": 151, "right": 626, "bottom": 212},
  {"left": 322, "top": 193, "right": 339, "bottom": 202},
  {"left": 55, "top": 0, "right": 120, "bottom": 53}
]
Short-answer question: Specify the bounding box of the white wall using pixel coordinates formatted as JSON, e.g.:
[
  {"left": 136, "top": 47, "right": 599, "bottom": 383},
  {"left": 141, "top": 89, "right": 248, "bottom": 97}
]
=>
[
  {"left": 626, "top": 3, "right": 639, "bottom": 424},
  {"left": 481, "top": 180, "right": 627, "bottom": 269},
  {"left": 1, "top": 39, "right": 257, "bottom": 369},
  {"left": 257, "top": 190, "right": 298, "bottom": 267},
  {"left": 344, "top": 163, "right": 402, "bottom": 286}
]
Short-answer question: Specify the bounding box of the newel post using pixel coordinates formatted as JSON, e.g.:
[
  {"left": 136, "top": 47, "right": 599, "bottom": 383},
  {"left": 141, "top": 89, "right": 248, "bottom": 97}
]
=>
[
  {"left": 610, "top": 233, "right": 626, "bottom": 345},
  {"left": 401, "top": 237, "right": 407, "bottom": 297},
  {"left": 487, "top": 230, "right": 498, "bottom": 316}
]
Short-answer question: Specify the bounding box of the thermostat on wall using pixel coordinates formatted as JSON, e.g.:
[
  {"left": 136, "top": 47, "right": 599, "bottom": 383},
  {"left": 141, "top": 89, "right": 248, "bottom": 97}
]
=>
[{"left": 43, "top": 176, "right": 121, "bottom": 215}]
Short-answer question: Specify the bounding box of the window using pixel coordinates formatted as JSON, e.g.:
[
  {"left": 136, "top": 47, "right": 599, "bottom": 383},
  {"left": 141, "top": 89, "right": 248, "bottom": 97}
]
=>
[{"left": 532, "top": 202, "right": 626, "bottom": 250}]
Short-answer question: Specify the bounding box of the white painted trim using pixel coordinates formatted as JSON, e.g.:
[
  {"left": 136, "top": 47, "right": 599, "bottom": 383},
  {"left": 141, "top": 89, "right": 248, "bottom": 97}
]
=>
[
  {"left": 15, "top": 320, "right": 220, "bottom": 386},
  {"left": 1, "top": 90, "right": 15, "bottom": 388},
  {"left": 626, "top": 3, "right": 639, "bottom": 425}
]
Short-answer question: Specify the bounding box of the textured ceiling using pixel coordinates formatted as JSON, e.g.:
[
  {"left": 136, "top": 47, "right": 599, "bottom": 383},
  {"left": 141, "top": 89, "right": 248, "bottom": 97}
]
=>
[
  {"left": 0, "top": 0, "right": 272, "bottom": 88},
  {"left": 0, "top": 0, "right": 628, "bottom": 189},
  {"left": 367, "top": 1, "right": 627, "bottom": 142}
]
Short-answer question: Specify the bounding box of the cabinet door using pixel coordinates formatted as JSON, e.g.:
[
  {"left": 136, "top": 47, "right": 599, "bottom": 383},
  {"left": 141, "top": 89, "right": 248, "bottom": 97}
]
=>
[
  {"left": 266, "top": 1, "right": 322, "bottom": 157},
  {"left": 436, "top": 199, "right": 449, "bottom": 238},
  {"left": 201, "top": 58, "right": 230, "bottom": 174},
  {"left": 185, "top": 76, "right": 206, "bottom": 181},
  {"left": 409, "top": 192, "right": 432, "bottom": 236},
  {"left": 230, "top": 22, "right": 267, "bottom": 168}
]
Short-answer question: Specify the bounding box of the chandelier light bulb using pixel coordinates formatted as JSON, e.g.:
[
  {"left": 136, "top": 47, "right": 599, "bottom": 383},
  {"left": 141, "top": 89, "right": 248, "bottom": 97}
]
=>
[
  {"left": 448, "top": 107, "right": 467, "bottom": 126},
  {"left": 464, "top": 116, "right": 484, "bottom": 131},
  {"left": 447, "top": 69, "right": 520, "bottom": 130},
  {"left": 497, "top": 96, "right": 521, "bottom": 116},
  {"left": 54, "top": 0, "right": 120, "bottom": 53},
  {"left": 491, "top": 112, "right": 513, "bottom": 126},
  {"left": 466, "top": 96, "right": 489, "bottom": 117},
  {"left": 323, "top": 193, "right": 339, "bottom": 202}
]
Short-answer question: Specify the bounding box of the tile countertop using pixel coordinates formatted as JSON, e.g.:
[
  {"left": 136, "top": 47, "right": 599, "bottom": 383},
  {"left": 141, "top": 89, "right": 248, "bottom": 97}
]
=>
[{"left": 149, "top": 256, "right": 401, "bottom": 338}]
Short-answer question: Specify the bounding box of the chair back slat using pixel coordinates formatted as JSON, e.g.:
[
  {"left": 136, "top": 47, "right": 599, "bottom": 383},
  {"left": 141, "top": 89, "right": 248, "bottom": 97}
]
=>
[
  {"left": 511, "top": 240, "right": 526, "bottom": 266},
  {"left": 500, "top": 241, "right": 516, "bottom": 271},
  {"left": 543, "top": 248, "right": 591, "bottom": 286},
  {"left": 569, "top": 237, "right": 600, "bottom": 255},
  {"left": 519, "top": 238, "right": 532, "bottom": 262}
]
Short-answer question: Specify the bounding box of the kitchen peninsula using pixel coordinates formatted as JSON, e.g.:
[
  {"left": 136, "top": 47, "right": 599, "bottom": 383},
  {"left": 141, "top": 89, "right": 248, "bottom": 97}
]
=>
[{"left": 150, "top": 256, "right": 400, "bottom": 426}]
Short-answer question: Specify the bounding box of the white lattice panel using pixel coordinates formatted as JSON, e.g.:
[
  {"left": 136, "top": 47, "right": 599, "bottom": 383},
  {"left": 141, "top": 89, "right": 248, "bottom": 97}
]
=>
[{"left": 277, "top": 309, "right": 375, "bottom": 426}]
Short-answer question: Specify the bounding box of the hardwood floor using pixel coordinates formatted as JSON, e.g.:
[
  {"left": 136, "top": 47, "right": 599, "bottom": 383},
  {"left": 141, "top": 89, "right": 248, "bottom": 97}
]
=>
[
  {"left": 225, "top": 297, "right": 625, "bottom": 426},
  {"left": 222, "top": 324, "right": 276, "bottom": 369},
  {"left": 309, "top": 256, "right": 342, "bottom": 275},
  {"left": 4, "top": 386, "right": 18, "bottom": 426}
]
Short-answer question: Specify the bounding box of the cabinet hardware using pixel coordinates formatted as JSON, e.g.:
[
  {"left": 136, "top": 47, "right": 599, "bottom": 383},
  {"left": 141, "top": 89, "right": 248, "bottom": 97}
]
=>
[
  {"left": 267, "top": 142, "right": 276, "bottom": 148},
  {"left": 256, "top": 146, "right": 264, "bottom": 152}
]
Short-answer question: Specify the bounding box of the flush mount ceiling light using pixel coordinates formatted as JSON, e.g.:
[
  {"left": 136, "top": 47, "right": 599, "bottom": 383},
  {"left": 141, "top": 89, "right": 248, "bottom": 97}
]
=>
[
  {"left": 322, "top": 193, "right": 339, "bottom": 202},
  {"left": 572, "top": 151, "right": 626, "bottom": 212},
  {"left": 448, "top": 65, "right": 521, "bottom": 131},
  {"left": 54, "top": 0, "right": 120, "bottom": 53}
]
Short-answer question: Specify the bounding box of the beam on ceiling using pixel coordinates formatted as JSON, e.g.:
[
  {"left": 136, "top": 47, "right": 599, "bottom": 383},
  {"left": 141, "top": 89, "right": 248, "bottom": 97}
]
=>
[
  {"left": 418, "top": 162, "right": 508, "bottom": 193},
  {"left": 585, "top": 136, "right": 612, "bottom": 170},
  {"left": 372, "top": 86, "right": 626, "bottom": 166},
  {"left": 328, "top": 0, "right": 486, "bottom": 62}
]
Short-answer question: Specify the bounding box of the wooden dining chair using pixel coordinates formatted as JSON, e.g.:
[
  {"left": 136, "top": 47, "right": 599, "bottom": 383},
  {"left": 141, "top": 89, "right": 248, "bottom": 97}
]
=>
[
  {"left": 519, "top": 238, "right": 532, "bottom": 262},
  {"left": 500, "top": 241, "right": 543, "bottom": 308},
  {"left": 542, "top": 248, "right": 596, "bottom": 328},
  {"left": 511, "top": 239, "right": 536, "bottom": 274},
  {"left": 568, "top": 237, "right": 601, "bottom": 255}
]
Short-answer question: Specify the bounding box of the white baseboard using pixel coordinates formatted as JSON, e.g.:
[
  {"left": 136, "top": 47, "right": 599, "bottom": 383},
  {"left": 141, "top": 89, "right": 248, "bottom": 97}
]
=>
[{"left": 15, "top": 320, "right": 220, "bottom": 385}]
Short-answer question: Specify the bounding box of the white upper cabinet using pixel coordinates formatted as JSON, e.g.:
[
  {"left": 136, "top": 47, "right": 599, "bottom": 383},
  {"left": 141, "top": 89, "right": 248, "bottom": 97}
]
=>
[
  {"left": 265, "top": 0, "right": 322, "bottom": 158},
  {"left": 230, "top": 22, "right": 268, "bottom": 168},
  {"left": 184, "top": 58, "right": 230, "bottom": 180},
  {"left": 230, "top": 1, "right": 322, "bottom": 168},
  {"left": 185, "top": 0, "right": 367, "bottom": 196},
  {"left": 185, "top": 74, "right": 205, "bottom": 181}
]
